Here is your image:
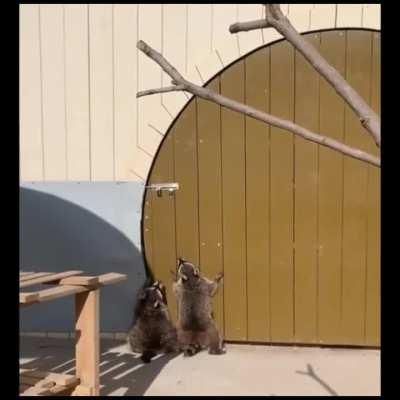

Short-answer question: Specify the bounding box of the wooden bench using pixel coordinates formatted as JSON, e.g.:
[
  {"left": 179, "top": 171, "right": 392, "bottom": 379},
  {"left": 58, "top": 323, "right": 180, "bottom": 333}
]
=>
[{"left": 19, "top": 270, "right": 127, "bottom": 396}]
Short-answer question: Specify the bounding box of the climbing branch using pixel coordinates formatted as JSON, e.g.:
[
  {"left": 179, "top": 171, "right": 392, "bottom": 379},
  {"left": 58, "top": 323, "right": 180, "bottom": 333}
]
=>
[
  {"left": 229, "top": 4, "right": 381, "bottom": 147},
  {"left": 137, "top": 40, "right": 380, "bottom": 168}
]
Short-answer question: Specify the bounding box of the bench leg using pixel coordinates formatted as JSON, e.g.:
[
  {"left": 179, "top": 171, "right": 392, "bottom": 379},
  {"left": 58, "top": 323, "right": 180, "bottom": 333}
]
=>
[{"left": 73, "top": 289, "right": 100, "bottom": 396}]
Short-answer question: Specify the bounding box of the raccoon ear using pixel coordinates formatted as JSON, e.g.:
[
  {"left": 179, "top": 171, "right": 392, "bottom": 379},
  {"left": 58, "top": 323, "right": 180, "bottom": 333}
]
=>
[
  {"left": 153, "top": 300, "right": 160, "bottom": 308},
  {"left": 193, "top": 267, "right": 200, "bottom": 276},
  {"left": 181, "top": 273, "right": 188, "bottom": 281}
]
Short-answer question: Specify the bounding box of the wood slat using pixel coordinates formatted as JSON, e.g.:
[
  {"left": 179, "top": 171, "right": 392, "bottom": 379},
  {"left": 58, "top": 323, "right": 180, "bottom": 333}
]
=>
[
  {"left": 269, "top": 40, "right": 295, "bottom": 343},
  {"left": 20, "top": 369, "right": 78, "bottom": 386},
  {"left": 20, "top": 272, "right": 52, "bottom": 282},
  {"left": 221, "top": 60, "right": 247, "bottom": 341},
  {"left": 174, "top": 100, "right": 200, "bottom": 265},
  {"left": 20, "top": 292, "right": 40, "bottom": 303},
  {"left": 97, "top": 272, "right": 126, "bottom": 286},
  {"left": 245, "top": 47, "right": 270, "bottom": 342},
  {"left": 44, "top": 275, "right": 100, "bottom": 286},
  {"left": 293, "top": 32, "right": 320, "bottom": 343},
  {"left": 317, "top": 30, "right": 346, "bottom": 345},
  {"left": 197, "top": 77, "right": 224, "bottom": 335},
  {"left": 20, "top": 270, "right": 83, "bottom": 288},
  {"left": 20, "top": 272, "right": 35, "bottom": 277},
  {"left": 341, "top": 30, "right": 372, "bottom": 345},
  {"left": 365, "top": 31, "right": 381, "bottom": 346},
  {"left": 148, "top": 135, "right": 178, "bottom": 322}
]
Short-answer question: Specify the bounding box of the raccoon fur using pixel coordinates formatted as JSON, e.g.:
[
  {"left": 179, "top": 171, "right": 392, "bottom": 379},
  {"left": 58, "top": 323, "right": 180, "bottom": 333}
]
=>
[
  {"left": 172, "top": 259, "right": 225, "bottom": 356},
  {"left": 127, "top": 280, "right": 178, "bottom": 363}
]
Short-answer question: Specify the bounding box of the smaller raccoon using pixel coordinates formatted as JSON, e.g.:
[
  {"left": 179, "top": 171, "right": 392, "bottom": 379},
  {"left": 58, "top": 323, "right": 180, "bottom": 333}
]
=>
[
  {"left": 173, "top": 259, "right": 225, "bottom": 356},
  {"left": 127, "top": 280, "right": 178, "bottom": 363}
]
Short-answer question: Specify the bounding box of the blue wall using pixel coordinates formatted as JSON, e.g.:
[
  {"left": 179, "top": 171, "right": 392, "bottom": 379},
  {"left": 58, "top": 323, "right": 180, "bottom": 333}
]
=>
[{"left": 19, "top": 182, "right": 147, "bottom": 332}]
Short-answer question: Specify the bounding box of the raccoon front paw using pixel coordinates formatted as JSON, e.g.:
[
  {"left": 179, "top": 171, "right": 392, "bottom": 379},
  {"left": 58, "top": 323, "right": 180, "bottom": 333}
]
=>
[
  {"left": 183, "top": 346, "right": 197, "bottom": 357},
  {"left": 208, "top": 347, "right": 226, "bottom": 355},
  {"left": 141, "top": 351, "right": 156, "bottom": 363}
]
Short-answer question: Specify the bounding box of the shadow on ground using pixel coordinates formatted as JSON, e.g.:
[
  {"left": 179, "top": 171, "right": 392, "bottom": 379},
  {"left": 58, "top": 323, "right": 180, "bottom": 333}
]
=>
[
  {"left": 296, "top": 363, "right": 338, "bottom": 396},
  {"left": 20, "top": 338, "right": 178, "bottom": 396}
]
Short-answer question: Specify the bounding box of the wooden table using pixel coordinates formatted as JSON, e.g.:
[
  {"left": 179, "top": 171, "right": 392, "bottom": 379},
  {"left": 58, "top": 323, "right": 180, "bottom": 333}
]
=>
[{"left": 19, "top": 270, "right": 127, "bottom": 396}]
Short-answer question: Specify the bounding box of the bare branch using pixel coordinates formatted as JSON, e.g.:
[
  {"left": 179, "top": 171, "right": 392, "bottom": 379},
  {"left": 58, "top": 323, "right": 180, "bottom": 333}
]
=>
[
  {"left": 229, "top": 19, "right": 270, "bottom": 33},
  {"left": 137, "top": 85, "right": 185, "bottom": 98},
  {"left": 229, "top": 4, "right": 381, "bottom": 147},
  {"left": 137, "top": 40, "right": 380, "bottom": 168}
]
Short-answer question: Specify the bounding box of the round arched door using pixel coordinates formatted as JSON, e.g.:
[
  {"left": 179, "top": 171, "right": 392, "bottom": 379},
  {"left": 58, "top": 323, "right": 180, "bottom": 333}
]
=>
[{"left": 142, "top": 29, "right": 380, "bottom": 347}]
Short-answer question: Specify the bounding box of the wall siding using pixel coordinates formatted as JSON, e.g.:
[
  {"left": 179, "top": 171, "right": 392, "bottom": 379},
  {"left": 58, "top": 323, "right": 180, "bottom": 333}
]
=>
[{"left": 19, "top": 4, "right": 380, "bottom": 182}]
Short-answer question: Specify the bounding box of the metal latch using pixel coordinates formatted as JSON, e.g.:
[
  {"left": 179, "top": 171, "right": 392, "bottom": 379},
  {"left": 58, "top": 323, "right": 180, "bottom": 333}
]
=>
[{"left": 146, "top": 182, "right": 179, "bottom": 197}]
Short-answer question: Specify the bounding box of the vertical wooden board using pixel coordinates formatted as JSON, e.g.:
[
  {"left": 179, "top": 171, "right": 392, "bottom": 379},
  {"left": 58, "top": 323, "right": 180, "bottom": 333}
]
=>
[
  {"left": 341, "top": 31, "right": 372, "bottom": 345},
  {"left": 20, "top": 4, "right": 44, "bottom": 181},
  {"left": 220, "top": 61, "right": 247, "bottom": 341},
  {"left": 39, "top": 4, "right": 67, "bottom": 180},
  {"left": 88, "top": 4, "right": 114, "bottom": 180},
  {"left": 113, "top": 4, "right": 138, "bottom": 181},
  {"left": 237, "top": 4, "right": 263, "bottom": 56},
  {"left": 137, "top": 4, "right": 171, "bottom": 154},
  {"left": 174, "top": 100, "right": 199, "bottom": 264},
  {"left": 269, "top": 40, "right": 295, "bottom": 343},
  {"left": 317, "top": 30, "right": 346, "bottom": 345},
  {"left": 293, "top": 33, "right": 320, "bottom": 343},
  {"left": 64, "top": 4, "right": 90, "bottom": 181},
  {"left": 162, "top": 4, "right": 187, "bottom": 117},
  {"left": 244, "top": 49, "right": 270, "bottom": 342},
  {"left": 212, "top": 4, "right": 239, "bottom": 66},
  {"left": 365, "top": 32, "right": 380, "bottom": 346},
  {"left": 197, "top": 78, "right": 224, "bottom": 334},
  {"left": 142, "top": 190, "right": 154, "bottom": 272},
  {"left": 187, "top": 4, "right": 212, "bottom": 77},
  {"left": 149, "top": 136, "right": 177, "bottom": 321},
  {"left": 336, "top": 4, "right": 363, "bottom": 28}
]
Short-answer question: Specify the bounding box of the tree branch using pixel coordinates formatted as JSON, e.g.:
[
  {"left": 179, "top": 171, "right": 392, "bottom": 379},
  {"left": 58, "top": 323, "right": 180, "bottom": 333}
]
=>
[
  {"left": 137, "top": 85, "right": 185, "bottom": 98},
  {"left": 137, "top": 40, "right": 380, "bottom": 168},
  {"left": 229, "top": 4, "right": 381, "bottom": 147}
]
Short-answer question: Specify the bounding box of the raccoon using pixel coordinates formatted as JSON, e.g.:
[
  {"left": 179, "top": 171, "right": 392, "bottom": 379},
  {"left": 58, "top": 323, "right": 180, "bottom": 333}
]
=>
[
  {"left": 172, "top": 259, "right": 225, "bottom": 356},
  {"left": 127, "top": 280, "right": 178, "bottom": 363}
]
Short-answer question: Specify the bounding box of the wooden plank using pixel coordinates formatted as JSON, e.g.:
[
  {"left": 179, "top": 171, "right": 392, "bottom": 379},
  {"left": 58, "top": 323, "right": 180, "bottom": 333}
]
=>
[
  {"left": 113, "top": 4, "right": 138, "bottom": 181},
  {"left": 97, "top": 273, "right": 126, "bottom": 286},
  {"left": 341, "top": 30, "right": 372, "bottom": 345},
  {"left": 317, "top": 30, "right": 346, "bottom": 345},
  {"left": 148, "top": 136, "right": 178, "bottom": 321},
  {"left": 20, "top": 270, "right": 83, "bottom": 288},
  {"left": 269, "top": 40, "right": 295, "bottom": 343},
  {"left": 137, "top": 4, "right": 171, "bottom": 154},
  {"left": 365, "top": 32, "right": 381, "bottom": 346},
  {"left": 20, "top": 272, "right": 52, "bottom": 282},
  {"left": 237, "top": 4, "right": 263, "bottom": 56},
  {"left": 72, "top": 384, "right": 93, "bottom": 396},
  {"left": 20, "top": 292, "right": 39, "bottom": 303},
  {"left": 28, "top": 285, "right": 88, "bottom": 304},
  {"left": 64, "top": 4, "right": 90, "bottom": 180},
  {"left": 75, "top": 289, "right": 100, "bottom": 396},
  {"left": 88, "top": 4, "right": 114, "bottom": 180},
  {"left": 44, "top": 276, "right": 100, "bottom": 286},
  {"left": 20, "top": 272, "right": 35, "bottom": 277},
  {"left": 20, "top": 385, "right": 52, "bottom": 396},
  {"left": 19, "top": 4, "right": 44, "bottom": 181},
  {"left": 293, "top": 32, "right": 320, "bottom": 344},
  {"left": 39, "top": 4, "right": 67, "bottom": 180},
  {"left": 197, "top": 77, "right": 224, "bottom": 334},
  {"left": 174, "top": 100, "right": 199, "bottom": 265},
  {"left": 143, "top": 190, "right": 154, "bottom": 271},
  {"left": 162, "top": 4, "right": 187, "bottom": 117},
  {"left": 244, "top": 48, "right": 270, "bottom": 342},
  {"left": 220, "top": 60, "right": 247, "bottom": 341},
  {"left": 20, "top": 375, "right": 55, "bottom": 388},
  {"left": 20, "top": 369, "right": 78, "bottom": 386}
]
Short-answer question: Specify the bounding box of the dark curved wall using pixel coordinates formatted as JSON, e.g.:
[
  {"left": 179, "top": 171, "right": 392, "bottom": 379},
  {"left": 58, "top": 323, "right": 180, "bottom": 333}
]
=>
[{"left": 20, "top": 182, "right": 147, "bottom": 332}]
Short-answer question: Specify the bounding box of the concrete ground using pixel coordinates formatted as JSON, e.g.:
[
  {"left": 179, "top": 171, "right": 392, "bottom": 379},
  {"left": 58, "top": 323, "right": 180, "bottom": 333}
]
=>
[{"left": 20, "top": 336, "right": 380, "bottom": 396}]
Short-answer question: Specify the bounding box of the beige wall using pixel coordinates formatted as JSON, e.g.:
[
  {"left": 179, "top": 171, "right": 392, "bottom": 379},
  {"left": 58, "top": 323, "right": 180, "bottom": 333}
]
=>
[{"left": 19, "top": 4, "right": 380, "bottom": 182}]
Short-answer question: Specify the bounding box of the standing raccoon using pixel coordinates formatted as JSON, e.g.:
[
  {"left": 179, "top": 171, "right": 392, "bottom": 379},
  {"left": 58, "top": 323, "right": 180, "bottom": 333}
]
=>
[
  {"left": 127, "top": 280, "right": 178, "bottom": 363},
  {"left": 172, "top": 259, "right": 225, "bottom": 356}
]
